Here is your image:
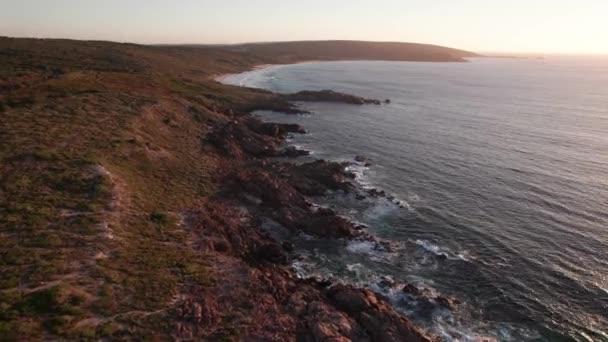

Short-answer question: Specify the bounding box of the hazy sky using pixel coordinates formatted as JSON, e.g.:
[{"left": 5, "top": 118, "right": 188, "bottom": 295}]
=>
[{"left": 1, "top": 0, "right": 607, "bottom": 54}]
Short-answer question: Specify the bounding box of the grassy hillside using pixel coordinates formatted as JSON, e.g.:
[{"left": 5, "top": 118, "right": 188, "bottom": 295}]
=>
[
  {"left": 0, "top": 37, "right": 472, "bottom": 339},
  {"left": 0, "top": 37, "right": 257, "bottom": 339},
  {"left": 223, "top": 40, "right": 478, "bottom": 62}
]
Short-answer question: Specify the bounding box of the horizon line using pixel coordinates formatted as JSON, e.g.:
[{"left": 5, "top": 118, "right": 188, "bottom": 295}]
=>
[{"left": 2, "top": 34, "right": 607, "bottom": 57}]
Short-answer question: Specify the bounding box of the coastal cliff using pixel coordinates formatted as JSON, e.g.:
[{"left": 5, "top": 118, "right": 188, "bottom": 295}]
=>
[{"left": 0, "top": 37, "right": 475, "bottom": 340}]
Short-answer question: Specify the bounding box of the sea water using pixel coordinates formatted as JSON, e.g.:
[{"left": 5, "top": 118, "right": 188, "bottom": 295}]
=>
[{"left": 222, "top": 57, "right": 608, "bottom": 341}]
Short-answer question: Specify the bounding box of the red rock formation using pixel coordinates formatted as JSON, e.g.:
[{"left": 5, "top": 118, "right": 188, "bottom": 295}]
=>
[{"left": 175, "top": 201, "right": 436, "bottom": 341}]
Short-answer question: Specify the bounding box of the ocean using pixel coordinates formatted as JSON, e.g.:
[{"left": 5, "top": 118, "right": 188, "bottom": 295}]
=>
[{"left": 221, "top": 57, "right": 608, "bottom": 341}]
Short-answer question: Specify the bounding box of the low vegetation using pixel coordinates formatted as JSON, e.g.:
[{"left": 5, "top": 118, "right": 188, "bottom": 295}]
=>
[{"left": 0, "top": 37, "right": 474, "bottom": 339}]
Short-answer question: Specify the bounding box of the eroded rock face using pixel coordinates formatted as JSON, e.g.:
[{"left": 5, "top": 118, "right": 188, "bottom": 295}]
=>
[
  {"left": 172, "top": 252, "right": 436, "bottom": 341},
  {"left": 326, "top": 285, "right": 439, "bottom": 342},
  {"left": 186, "top": 91, "right": 438, "bottom": 341},
  {"left": 289, "top": 160, "right": 355, "bottom": 195},
  {"left": 231, "top": 164, "right": 308, "bottom": 208},
  {"left": 228, "top": 161, "right": 364, "bottom": 239},
  {"left": 208, "top": 119, "right": 279, "bottom": 158},
  {"left": 400, "top": 283, "right": 461, "bottom": 320},
  {"left": 175, "top": 164, "right": 436, "bottom": 341},
  {"left": 208, "top": 116, "right": 307, "bottom": 158},
  {"left": 301, "top": 208, "right": 362, "bottom": 239},
  {"left": 187, "top": 201, "right": 283, "bottom": 260}
]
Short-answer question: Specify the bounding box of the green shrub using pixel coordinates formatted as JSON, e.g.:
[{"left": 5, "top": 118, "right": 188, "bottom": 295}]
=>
[
  {"left": 0, "top": 322, "right": 16, "bottom": 340},
  {"left": 17, "top": 288, "right": 59, "bottom": 314},
  {"left": 5, "top": 97, "right": 35, "bottom": 108},
  {"left": 44, "top": 315, "right": 72, "bottom": 334},
  {"left": 149, "top": 211, "right": 168, "bottom": 224}
]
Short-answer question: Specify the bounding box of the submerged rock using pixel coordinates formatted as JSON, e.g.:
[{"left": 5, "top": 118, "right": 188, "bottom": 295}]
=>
[
  {"left": 378, "top": 276, "right": 396, "bottom": 289},
  {"left": 368, "top": 188, "right": 386, "bottom": 197},
  {"left": 281, "top": 146, "right": 310, "bottom": 158},
  {"left": 435, "top": 295, "right": 461, "bottom": 311},
  {"left": 402, "top": 283, "right": 425, "bottom": 297}
]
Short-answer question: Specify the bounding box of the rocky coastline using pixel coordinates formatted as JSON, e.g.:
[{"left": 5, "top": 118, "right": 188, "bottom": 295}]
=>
[
  {"left": 179, "top": 84, "right": 442, "bottom": 341},
  {"left": 0, "top": 37, "right": 476, "bottom": 340}
]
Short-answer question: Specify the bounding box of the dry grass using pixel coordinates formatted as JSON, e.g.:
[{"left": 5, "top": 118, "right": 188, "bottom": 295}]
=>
[
  {"left": 0, "top": 36, "right": 474, "bottom": 339},
  {"left": 0, "top": 38, "right": 239, "bottom": 339}
]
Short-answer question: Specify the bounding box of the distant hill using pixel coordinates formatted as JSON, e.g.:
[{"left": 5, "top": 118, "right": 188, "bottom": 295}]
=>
[
  {"left": 0, "top": 37, "right": 478, "bottom": 82},
  {"left": 225, "top": 40, "right": 478, "bottom": 62}
]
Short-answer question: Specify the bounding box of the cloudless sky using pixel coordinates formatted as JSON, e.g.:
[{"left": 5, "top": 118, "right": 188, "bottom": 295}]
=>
[{"left": 1, "top": 0, "right": 607, "bottom": 54}]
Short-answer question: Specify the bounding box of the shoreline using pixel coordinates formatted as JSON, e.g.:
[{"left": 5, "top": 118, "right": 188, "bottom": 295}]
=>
[
  {"left": 8, "top": 37, "right": 603, "bottom": 341},
  {"left": 195, "top": 100, "right": 440, "bottom": 340},
  {"left": 212, "top": 56, "right": 475, "bottom": 86},
  {"left": 208, "top": 57, "right": 604, "bottom": 341},
  {"left": 212, "top": 64, "right": 277, "bottom": 83},
  {"left": 204, "top": 67, "right": 466, "bottom": 341},
  {"left": 212, "top": 60, "right": 326, "bottom": 84},
  {"left": 0, "top": 37, "right": 479, "bottom": 340}
]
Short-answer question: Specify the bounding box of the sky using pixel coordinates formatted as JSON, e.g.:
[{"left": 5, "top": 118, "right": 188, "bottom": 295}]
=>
[{"left": 1, "top": 0, "right": 607, "bottom": 54}]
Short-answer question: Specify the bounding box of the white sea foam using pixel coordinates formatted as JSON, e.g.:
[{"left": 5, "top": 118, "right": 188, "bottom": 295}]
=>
[
  {"left": 414, "top": 239, "right": 472, "bottom": 262},
  {"left": 345, "top": 164, "right": 373, "bottom": 188},
  {"left": 345, "top": 240, "right": 376, "bottom": 254},
  {"left": 415, "top": 239, "right": 443, "bottom": 254},
  {"left": 215, "top": 58, "right": 605, "bottom": 341},
  {"left": 345, "top": 162, "right": 416, "bottom": 213},
  {"left": 292, "top": 260, "right": 313, "bottom": 278}
]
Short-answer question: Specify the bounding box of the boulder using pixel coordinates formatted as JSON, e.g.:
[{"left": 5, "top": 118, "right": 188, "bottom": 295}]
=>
[
  {"left": 435, "top": 295, "right": 461, "bottom": 311},
  {"left": 281, "top": 146, "right": 310, "bottom": 158},
  {"left": 249, "top": 243, "right": 288, "bottom": 264}
]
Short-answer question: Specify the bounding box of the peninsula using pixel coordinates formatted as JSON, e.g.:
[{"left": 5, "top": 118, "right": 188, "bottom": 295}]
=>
[{"left": 0, "top": 38, "right": 475, "bottom": 340}]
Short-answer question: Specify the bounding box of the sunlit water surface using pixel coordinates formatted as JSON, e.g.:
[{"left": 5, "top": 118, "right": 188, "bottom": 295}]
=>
[{"left": 222, "top": 57, "right": 608, "bottom": 341}]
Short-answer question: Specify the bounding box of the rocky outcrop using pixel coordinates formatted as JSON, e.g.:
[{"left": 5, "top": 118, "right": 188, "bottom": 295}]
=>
[
  {"left": 177, "top": 199, "right": 436, "bottom": 342},
  {"left": 208, "top": 116, "right": 307, "bottom": 158},
  {"left": 289, "top": 160, "right": 355, "bottom": 194},
  {"left": 198, "top": 87, "right": 438, "bottom": 341},
  {"left": 208, "top": 119, "right": 279, "bottom": 158},
  {"left": 244, "top": 116, "right": 307, "bottom": 136},
  {"left": 400, "top": 283, "right": 461, "bottom": 319},
  {"left": 284, "top": 90, "right": 383, "bottom": 105},
  {"left": 281, "top": 146, "right": 310, "bottom": 158},
  {"left": 244, "top": 96, "right": 310, "bottom": 115},
  {"left": 325, "top": 285, "right": 440, "bottom": 342},
  {"left": 241, "top": 89, "right": 386, "bottom": 115},
  {"left": 186, "top": 201, "right": 284, "bottom": 260},
  {"left": 227, "top": 161, "right": 364, "bottom": 239}
]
